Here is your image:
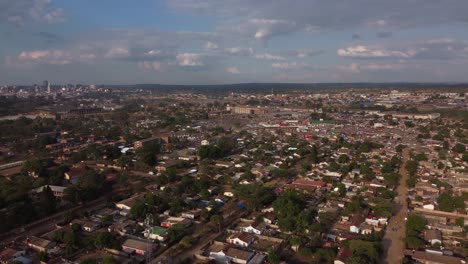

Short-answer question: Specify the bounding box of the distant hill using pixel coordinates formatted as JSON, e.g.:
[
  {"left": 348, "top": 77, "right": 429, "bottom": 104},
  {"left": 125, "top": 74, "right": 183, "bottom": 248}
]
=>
[{"left": 106, "top": 82, "right": 468, "bottom": 94}]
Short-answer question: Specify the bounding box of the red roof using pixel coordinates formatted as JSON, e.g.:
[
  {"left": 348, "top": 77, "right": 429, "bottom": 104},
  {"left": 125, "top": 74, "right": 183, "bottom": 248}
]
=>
[
  {"left": 292, "top": 179, "right": 326, "bottom": 188},
  {"left": 66, "top": 168, "right": 85, "bottom": 177},
  {"left": 336, "top": 247, "right": 353, "bottom": 262}
]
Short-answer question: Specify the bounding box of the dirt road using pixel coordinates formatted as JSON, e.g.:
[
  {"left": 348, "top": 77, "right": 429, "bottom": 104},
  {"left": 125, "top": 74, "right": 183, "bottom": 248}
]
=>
[{"left": 382, "top": 148, "right": 411, "bottom": 264}]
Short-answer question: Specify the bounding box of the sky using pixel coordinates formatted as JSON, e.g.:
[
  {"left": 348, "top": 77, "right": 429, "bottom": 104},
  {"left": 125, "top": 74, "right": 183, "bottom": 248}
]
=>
[{"left": 2, "top": 0, "right": 468, "bottom": 85}]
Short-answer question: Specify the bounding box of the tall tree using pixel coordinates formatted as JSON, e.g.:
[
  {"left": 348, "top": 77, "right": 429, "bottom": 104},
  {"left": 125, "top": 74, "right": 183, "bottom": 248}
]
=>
[{"left": 39, "top": 186, "right": 57, "bottom": 215}]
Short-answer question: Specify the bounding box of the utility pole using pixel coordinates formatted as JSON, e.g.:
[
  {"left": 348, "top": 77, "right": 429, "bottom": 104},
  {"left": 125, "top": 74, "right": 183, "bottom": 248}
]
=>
[{"left": 145, "top": 213, "right": 154, "bottom": 264}]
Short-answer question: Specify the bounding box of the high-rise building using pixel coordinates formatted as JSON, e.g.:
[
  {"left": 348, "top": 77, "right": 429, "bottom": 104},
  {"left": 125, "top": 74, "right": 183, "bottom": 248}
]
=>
[{"left": 44, "top": 80, "right": 51, "bottom": 93}]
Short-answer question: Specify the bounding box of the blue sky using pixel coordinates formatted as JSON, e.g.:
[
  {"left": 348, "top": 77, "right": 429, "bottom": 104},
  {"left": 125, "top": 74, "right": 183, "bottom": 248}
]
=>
[{"left": 2, "top": 0, "right": 468, "bottom": 84}]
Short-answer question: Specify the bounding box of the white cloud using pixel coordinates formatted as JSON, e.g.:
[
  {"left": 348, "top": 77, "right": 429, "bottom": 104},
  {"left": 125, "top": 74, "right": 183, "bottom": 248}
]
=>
[
  {"left": 170, "top": 0, "right": 468, "bottom": 41},
  {"left": 105, "top": 47, "right": 130, "bottom": 58},
  {"left": 337, "top": 45, "right": 414, "bottom": 59},
  {"left": 226, "top": 66, "right": 240, "bottom": 74},
  {"left": 342, "top": 62, "right": 408, "bottom": 73},
  {"left": 13, "top": 49, "right": 72, "bottom": 65},
  {"left": 176, "top": 53, "right": 204, "bottom": 66},
  {"left": 224, "top": 47, "right": 254, "bottom": 56},
  {"left": 271, "top": 62, "right": 306, "bottom": 70},
  {"left": 338, "top": 39, "right": 468, "bottom": 60},
  {"left": 139, "top": 61, "right": 162, "bottom": 71},
  {"left": 254, "top": 53, "right": 286, "bottom": 60},
  {"left": 0, "top": 0, "right": 66, "bottom": 25},
  {"left": 205, "top": 41, "right": 218, "bottom": 50}
]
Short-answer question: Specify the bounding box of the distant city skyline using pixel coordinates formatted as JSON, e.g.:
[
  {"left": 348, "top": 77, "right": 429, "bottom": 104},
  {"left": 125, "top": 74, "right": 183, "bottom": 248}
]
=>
[{"left": 2, "top": 0, "right": 468, "bottom": 84}]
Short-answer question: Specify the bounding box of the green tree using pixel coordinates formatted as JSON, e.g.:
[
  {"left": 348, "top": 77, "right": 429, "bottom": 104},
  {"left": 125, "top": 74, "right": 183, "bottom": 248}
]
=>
[
  {"left": 94, "top": 232, "right": 118, "bottom": 249},
  {"left": 102, "top": 255, "right": 117, "bottom": 264},
  {"left": 267, "top": 249, "right": 281, "bottom": 264},
  {"left": 39, "top": 185, "right": 57, "bottom": 215},
  {"left": 273, "top": 190, "right": 311, "bottom": 232},
  {"left": 406, "top": 214, "right": 426, "bottom": 233},
  {"left": 338, "top": 154, "right": 350, "bottom": 164},
  {"left": 453, "top": 143, "right": 466, "bottom": 153},
  {"left": 437, "top": 192, "right": 465, "bottom": 212}
]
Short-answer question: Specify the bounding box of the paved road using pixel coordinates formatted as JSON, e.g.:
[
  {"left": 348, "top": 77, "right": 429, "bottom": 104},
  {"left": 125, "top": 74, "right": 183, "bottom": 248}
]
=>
[{"left": 382, "top": 148, "right": 411, "bottom": 264}]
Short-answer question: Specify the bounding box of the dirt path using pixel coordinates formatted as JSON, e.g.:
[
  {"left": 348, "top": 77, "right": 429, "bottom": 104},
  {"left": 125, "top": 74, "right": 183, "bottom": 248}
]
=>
[{"left": 382, "top": 148, "right": 411, "bottom": 264}]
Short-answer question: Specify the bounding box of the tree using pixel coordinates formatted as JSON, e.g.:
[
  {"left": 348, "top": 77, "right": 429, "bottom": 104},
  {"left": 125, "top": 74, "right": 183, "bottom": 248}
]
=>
[
  {"left": 129, "top": 199, "right": 148, "bottom": 219},
  {"left": 337, "top": 183, "right": 347, "bottom": 197},
  {"left": 36, "top": 251, "right": 49, "bottom": 262},
  {"left": 404, "top": 121, "right": 415, "bottom": 128},
  {"left": 338, "top": 154, "right": 350, "bottom": 164},
  {"left": 406, "top": 214, "right": 426, "bottom": 233},
  {"left": 39, "top": 186, "right": 57, "bottom": 215},
  {"left": 100, "top": 215, "right": 113, "bottom": 227},
  {"left": 348, "top": 240, "right": 381, "bottom": 264},
  {"left": 267, "top": 249, "right": 281, "bottom": 264},
  {"left": 453, "top": 143, "right": 466, "bottom": 153},
  {"left": 405, "top": 235, "right": 424, "bottom": 249},
  {"left": 210, "top": 215, "right": 222, "bottom": 232},
  {"left": 396, "top": 144, "right": 406, "bottom": 153},
  {"left": 22, "top": 159, "right": 44, "bottom": 176},
  {"left": 273, "top": 190, "right": 311, "bottom": 232},
  {"left": 102, "top": 255, "right": 117, "bottom": 264},
  {"left": 94, "top": 232, "right": 118, "bottom": 249},
  {"left": 413, "top": 153, "right": 428, "bottom": 161},
  {"left": 405, "top": 160, "right": 419, "bottom": 176},
  {"left": 437, "top": 192, "right": 465, "bottom": 212}
]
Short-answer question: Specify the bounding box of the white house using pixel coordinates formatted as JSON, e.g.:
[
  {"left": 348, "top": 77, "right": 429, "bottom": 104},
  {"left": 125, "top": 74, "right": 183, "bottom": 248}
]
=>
[
  {"left": 226, "top": 232, "right": 256, "bottom": 247},
  {"left": 240, "top": 222, "right": 266, "bottom": 235}
]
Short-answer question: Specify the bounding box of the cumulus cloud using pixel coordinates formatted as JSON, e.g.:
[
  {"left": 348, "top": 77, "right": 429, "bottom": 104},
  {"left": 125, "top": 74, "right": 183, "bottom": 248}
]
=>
[
  {"left": 254, "top": 53, "right": 285, "bottom": 60},
  {"left": 271, "top": 62, "right": 306, "bottom": 70},
  {"left": 338, "top": 39, "right": 468, "bottom": 60},
  {"left": 337, "top": 46, "right": 415, "bottom": 59},
  {"left": 170, "top": 0, "right": 468, "bottom": 41},
  {"left": 205, "top": 41, "right": 218, "bottom": 50},
  {"left": 276, "top": 49, "right": 323, "bottom": 58},
  {"left": 5, "top": 29, "right": 217, "bottom": 69},
  {"left": 0, "top": 0, "right": 65, "bottom": 25},
  {"left": 223, "top": 47, "right": 254, "bottom": 56},
  {"left": 139, "top": 61, "right": 162, "bottom": 71},
  {"left": 226, "top": 66, "right": 240, "bottom": 74},
  {"left": 9, "top": 49, "right": 72, "bottom": 65},
  {"left": 176, "top": 53, "right": 204, "bottom": 66},
  {"left": 343, "top": 63, "right": 407, "bottom": 73}
]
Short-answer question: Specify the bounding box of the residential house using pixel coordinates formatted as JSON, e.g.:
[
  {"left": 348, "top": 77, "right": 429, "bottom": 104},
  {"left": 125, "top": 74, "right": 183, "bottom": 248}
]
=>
[
  {"left": 425, "top": 229, "right": 443, "bottom": 246},
  {"left": 350, "top": 215, "right": 364, "bottom": 234},
  {"left": 215, "top": 161, "right": 233, "bottom": 168},
  {"left": 226, "top": 232, "right": 256, "bottom": 247},
  {"left": 155, "top": 159, "right": 182, "bottom": 173},
  {"left": 122, "top": 239, "right": 155, "bottom": 256},
  {"left": 359, "top": 222, "right": 374, "bottom": 235},
  {"left": 143, "top": 226, "right": 168, "bottom": 242},
  {"left": 181, "top": 209, "right": 202, "bottom": 219},
  {"left": 286, "top": 179, "right": 326, "bottom": 193},
  {"left": 225, "top": 247, "right": 255, "bottom": 264},
  {"left": 334, "top": 247, "right": 352, "bottom": 264},
  {"left": 82, "top": 220, "right": 100, "bottom": 232},
  {"left": 115, "top": 194, "right": 145, "bottom": 215},
  {"left": 207, "top": 242, "right": 228, "bottom": 262},
  {"left": 161, "top": 217, "right": 192, "bottom": 228},
  {"left": 27, "top": 236, "right": 55, "bottom": 253},
  {"left": 240, "top": 221, "right": 267, "bottom": 235},
  {"left": 32, "top": 185, "right": 66, "bottom": 199}
]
